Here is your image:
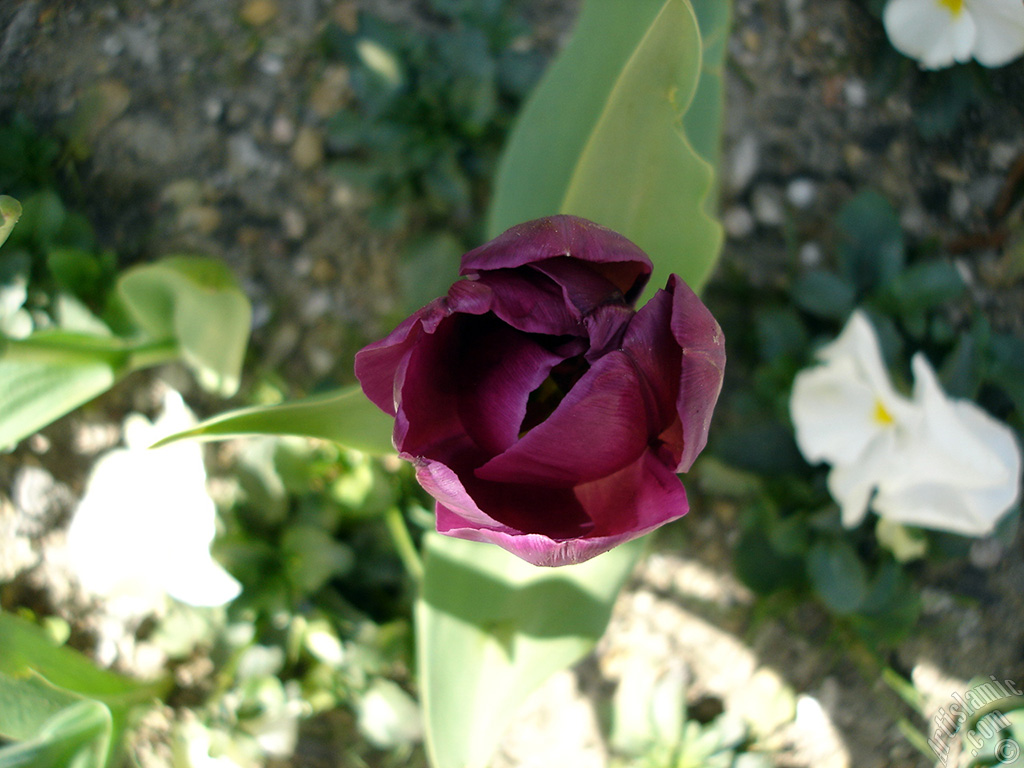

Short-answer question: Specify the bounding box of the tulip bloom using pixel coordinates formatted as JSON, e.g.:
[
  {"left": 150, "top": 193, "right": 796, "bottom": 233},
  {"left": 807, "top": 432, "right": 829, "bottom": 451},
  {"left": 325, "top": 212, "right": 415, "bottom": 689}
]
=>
[
  {"left": 790, "top": 310, "right": 1021, "bottom": 536},
  {"left": 356, "top": 216, "right": 725, "bottom": 566},
  {"left": 882, "top": 0, "right": 1024, "bottom": 69}
]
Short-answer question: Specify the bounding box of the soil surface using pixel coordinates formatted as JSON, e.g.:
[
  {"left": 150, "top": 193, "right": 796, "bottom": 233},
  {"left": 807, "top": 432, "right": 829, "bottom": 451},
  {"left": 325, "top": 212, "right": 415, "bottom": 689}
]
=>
[{"left": 2, "top": 1, "right": 1023, "bottom": 767}]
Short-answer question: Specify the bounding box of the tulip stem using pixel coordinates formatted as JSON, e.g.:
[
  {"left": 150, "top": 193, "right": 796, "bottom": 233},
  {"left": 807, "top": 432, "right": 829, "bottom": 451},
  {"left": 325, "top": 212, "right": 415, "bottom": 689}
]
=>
[{"left": 385, "top": 506, "right": 423, "bottom": 582}]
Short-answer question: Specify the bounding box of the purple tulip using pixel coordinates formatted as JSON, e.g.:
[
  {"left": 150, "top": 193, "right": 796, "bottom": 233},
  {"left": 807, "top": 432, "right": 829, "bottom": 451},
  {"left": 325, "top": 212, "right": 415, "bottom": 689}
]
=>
[{"left": 355, "top": 215, "right": 725, "bottom": 566}]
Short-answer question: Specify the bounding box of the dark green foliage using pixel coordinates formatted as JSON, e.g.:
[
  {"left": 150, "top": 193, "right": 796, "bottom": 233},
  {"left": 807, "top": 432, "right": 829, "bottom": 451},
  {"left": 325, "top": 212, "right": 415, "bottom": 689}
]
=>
[
  {"left": 709, "top": 188, "right": 1018, "bottom": 647},
  {"left": 321, "top": 0, "right": 546, "bottom": 248}
]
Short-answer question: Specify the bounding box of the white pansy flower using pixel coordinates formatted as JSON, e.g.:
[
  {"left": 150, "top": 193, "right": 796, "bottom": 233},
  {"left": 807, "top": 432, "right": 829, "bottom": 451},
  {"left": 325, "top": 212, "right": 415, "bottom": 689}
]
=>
[
  {"left": 883, "top": 0, "right": 1024, "bottom": 69},
  {"left": 67, "top": 388, "right": 241, "bottom": 616},
  {"left": 790, "top": 310, "right": 1022, "bottom": 536}
]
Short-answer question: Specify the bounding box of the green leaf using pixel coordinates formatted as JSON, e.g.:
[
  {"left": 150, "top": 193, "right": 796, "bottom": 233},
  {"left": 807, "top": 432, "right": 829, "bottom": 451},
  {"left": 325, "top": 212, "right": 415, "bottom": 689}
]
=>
[
  {"left": 0, "top": 195, "right": 21, "bottom": 249},
  {"left": 683, "top": 0, "right": 732, "bottom": 185},
  {"left": 417, "top": 533, "right": 642, "bottom": 768},
  {"left": 488, "top": 0, "right": 722, "bottom": 293},
  {"left": 836, "top": 190, "right": 905, "bottom": 293},
  {"left": 151, "top": 383, "right": 396, "bottom": 456},
  {"left": 807, "top": 540, "right": 868, "bottom": 615},
  {"left": 884, "top": 260, "right": 965, "bottom": 315},
  {"left": 0, "top": 332, "right": 177, "bottom": 450},
  {"left": 0, "top": 700, "right": 112, "bottom": 768},
  {"left": 560, "top": 0, "right": 721, "bottom": 296},
  {"left": 0, "top": 357, "right": 116, "bottom": 450},
  {"left": 0, "top": 673, "right": 82, "bottom": 742},
  {"left": 0, "top": 611, "right": 167, "bottom": 708},
  {"left": 790, "top": 270, "right": 856, "bottom": 320},
  {"left": 118, "top": 256, "right": 251, "bottom": 397},
  {"left": 0, "top": 611, "right": 168, "bottom": 768}
]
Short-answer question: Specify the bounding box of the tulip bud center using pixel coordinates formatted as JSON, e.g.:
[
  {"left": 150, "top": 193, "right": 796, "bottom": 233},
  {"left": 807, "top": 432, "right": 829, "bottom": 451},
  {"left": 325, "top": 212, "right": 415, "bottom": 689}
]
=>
[{"left": 520, "top": 354, "right": 589, "bottom": 435}]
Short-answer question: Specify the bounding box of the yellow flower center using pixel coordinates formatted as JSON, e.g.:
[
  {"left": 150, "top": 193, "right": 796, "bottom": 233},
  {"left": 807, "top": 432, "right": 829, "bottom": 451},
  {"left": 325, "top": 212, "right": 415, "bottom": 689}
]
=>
[
  {"left": 873, "top": 400, "right": 895, "bottom": 426},
  {"left": 938, "top": 0, "right": 965, "bottom": 16}
]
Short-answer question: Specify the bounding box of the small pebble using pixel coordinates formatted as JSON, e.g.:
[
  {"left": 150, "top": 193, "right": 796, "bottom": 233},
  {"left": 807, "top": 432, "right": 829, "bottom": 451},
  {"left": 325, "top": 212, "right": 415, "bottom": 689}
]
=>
[
  {"left": 786, "top": 177, "right": 817, "bottom": 208},
  {"left": 729, "top": 133, "right": 759, "bottom": 193},
  {"left": 843, "top": 78, "right": 867, "bottom": 109},
  {"left": 271, "top": 114, "right": 295, "bottom": 144},
  {"left": 752, "top": 185, "right": 785, "bottom": 226},
  {"left": 799, "top": 242, "right": 823, "bottom": 268},
  {"left": 723, "top": 205, "right": 755, "bottom": 239},
  {"left": 240, "top": 0, "right": 279, "bottom": 26}
]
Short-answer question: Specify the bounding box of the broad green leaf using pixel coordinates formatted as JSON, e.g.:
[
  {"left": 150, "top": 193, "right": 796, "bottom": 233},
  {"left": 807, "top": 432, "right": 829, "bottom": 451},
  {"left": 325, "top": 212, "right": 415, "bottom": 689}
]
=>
[
  {"left": 118, "top": 256, "right": 251, "bottom": 397},
  {"left": 0, "top": 673, "right": 82, "bottom": 742},
  {"left": 0, "top": 611, "right": 168, "bottom": 768},
  {"left": 684, "top": 0, "right": 731, "bottom": 176},
  {"left": 0, "top": 333, "right": 177, "bottom": 450},
  {"left": 417, "top": 533, "right": 642, "bottom": 768},
  {"left": 0, "top": 611, "right": 167, "bottom": 709},
  {"left": 0, "top": 358, "right": 116, "bottom": 450},
  {"left": 836, "top": 190, "right": 905, "bottom": 293},
  {"left": 488, "top": 0, "right": 670, "bottom": 234},
  {"left": 151, "top": 383, "right": 396, "bottom": 456},
  {"left": 0, "top": 195, "right": 21, "bottom": 248},
  {"left": 488, "top": 0, "right": 723, "bottom": 294},
  {"left": 807, "top": 540, "right": 868, "bottom": 615},
  {"left": 0, "top": 699, "right": 111, "bottom": 768},
  {"left": 561, "top": 0, "right": 720, "bottom": 296}
]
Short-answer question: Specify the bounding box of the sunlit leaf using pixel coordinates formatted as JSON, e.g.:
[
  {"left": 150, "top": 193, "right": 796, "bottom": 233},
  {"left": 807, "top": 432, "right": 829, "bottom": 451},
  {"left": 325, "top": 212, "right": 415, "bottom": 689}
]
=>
[
  {"left": 560, "top": 0, "right": 720, "bottom": 296},
  {"left": 0, "top": 700, "right": 112, "bottom": 768},
  {"left": 0, "top": 674, "right": 81, "bottom": 742},
  {"left": 0, "top": 611, "right": 167, "bottom": 709},
  {"left": 0, "top": 195, "right": 21, "bottom": 249},
  {"left": 0, "top": 358, "right": 116, "bottom": 450},
  {"left": 0, "top": 611, "right": 168, "bottom": 768},
  {"left": 118, "top": 256, "right": 251, "bottom": 397},
  {"left": 0, "top": 332, "right": 177, "bottom": 450},
  {"left": 151, "top": 383, "right": 396, "bottom": 456},
  {"left": 488, "top": 0, "right": 722, "bottom": 294},
  {"left": 417, "top": 533, "right": 642, "bottom": 768}
]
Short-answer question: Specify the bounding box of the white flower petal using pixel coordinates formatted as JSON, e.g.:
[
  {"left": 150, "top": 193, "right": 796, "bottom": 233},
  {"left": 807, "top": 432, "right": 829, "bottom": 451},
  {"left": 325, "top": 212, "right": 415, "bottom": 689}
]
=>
[
  {"left": 828, "top": 429, "right": 902, "bottom": 527},
  {"left": 869, "top": 354, "right": 1023, "bottom": 535},
  {"left": 790, "top": 310, "right": 912, "bottom": 466},
  {"left": 66, "top": 389, "right": 240, "bottom": 614},
  {"left": 883, "top": 0, "right": 977, "bottom": 68},
  {"left": 967, "top": 0, "right": 1024, "bottom": 66},
  {"left": 791, "top": 357, "right": 881, "bottom": 465}
]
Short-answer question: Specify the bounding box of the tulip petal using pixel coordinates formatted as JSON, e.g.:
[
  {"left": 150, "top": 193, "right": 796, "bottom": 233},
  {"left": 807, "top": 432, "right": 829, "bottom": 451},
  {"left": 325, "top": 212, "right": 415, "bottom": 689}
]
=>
[
  {"left": 461, "top": 215, "right": 652, "bottom": 302},
  {"left": 666, "top": 276, "right": 726, "bottom": 471},
  {"left": 531, "top": 257, "right": 632, "bottom": 317},
  {"left": 355, "top": 280, "right": 493, "bottom": 416},
  {"left": 473, "top": 268, "right": 582, "bottom": 336},
  {"left": 456, "top": 321, "right": 568, "bottom": 455},
  {"left": 438, "top": 452, "right": 687, "bottom": 566},
  {"left": 474, "top": 351, "right": 650, "bottom": 487}
]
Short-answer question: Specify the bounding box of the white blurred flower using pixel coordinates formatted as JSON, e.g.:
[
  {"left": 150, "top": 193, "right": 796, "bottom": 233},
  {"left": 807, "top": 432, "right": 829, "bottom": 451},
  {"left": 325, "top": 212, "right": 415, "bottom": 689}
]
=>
[
  {"left": 790, "top": 310, "right": 1021, "bottom": 536},
  {"left": 882, "top": 0, "right": 1024, "bottom": 69},
  {"left": 356, "top": 678, "right": 423, "bottom": 750},
  {"left": 67, "top": 388, "right": 241, "bottom": 616},
  {"left": 174, "top": 718, "right": 249, "bottom": 768},
  {"left": 234, "top": 677, "right": 306, "bottom": 759}
]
